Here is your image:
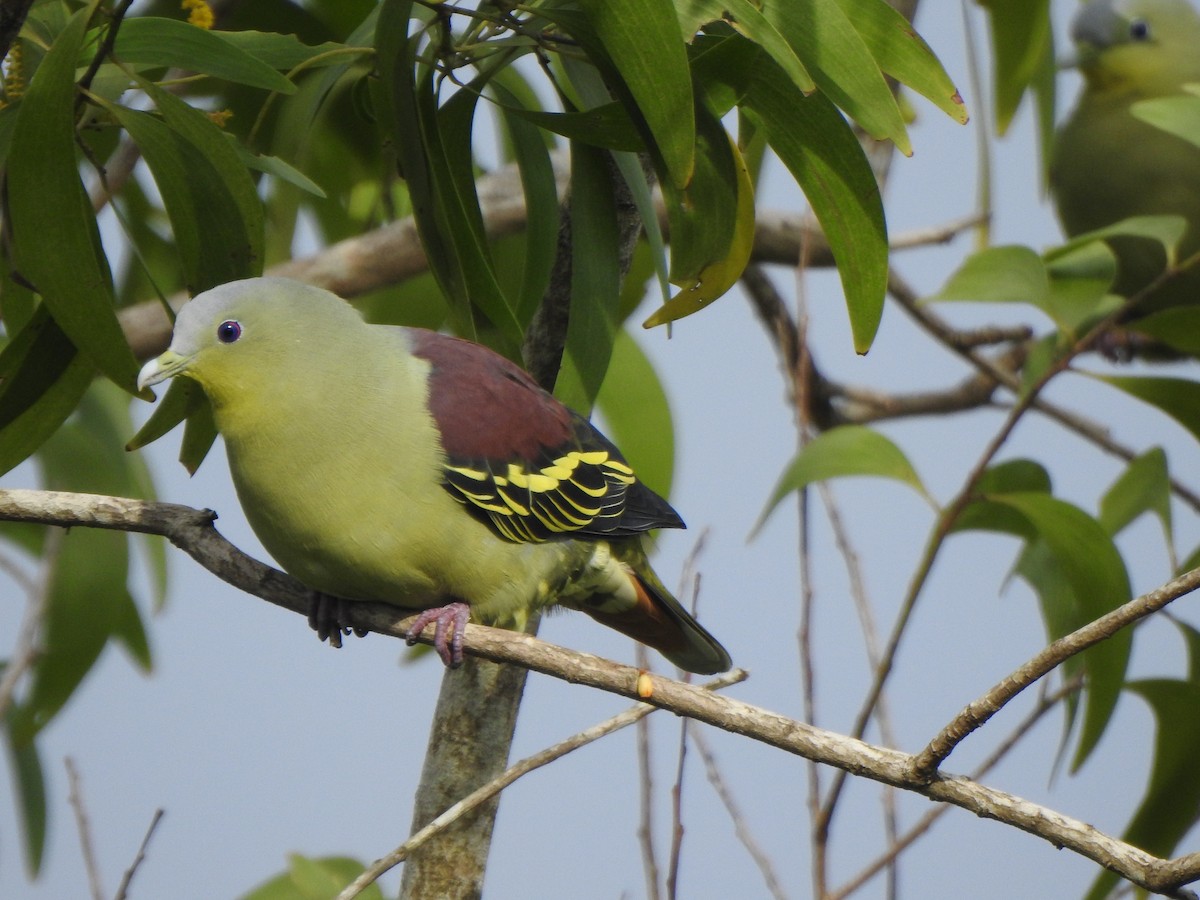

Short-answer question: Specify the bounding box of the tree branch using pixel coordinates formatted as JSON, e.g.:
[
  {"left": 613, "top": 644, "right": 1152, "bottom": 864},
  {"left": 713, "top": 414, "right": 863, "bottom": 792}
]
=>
[{"left": 2, "top": 488, "right": 1199, "bottom": 897}]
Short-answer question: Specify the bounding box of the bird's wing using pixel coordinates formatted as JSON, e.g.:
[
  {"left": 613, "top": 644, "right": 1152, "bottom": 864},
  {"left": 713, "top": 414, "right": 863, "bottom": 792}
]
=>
[{"left": 408, "top": 329, "right": 683, "bottom": 544}]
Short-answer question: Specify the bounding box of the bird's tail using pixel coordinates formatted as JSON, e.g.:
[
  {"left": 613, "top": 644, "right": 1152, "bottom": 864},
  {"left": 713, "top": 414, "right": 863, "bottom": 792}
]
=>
[{"left": 578, "top": 545, "right": 732, "bottom": 675}]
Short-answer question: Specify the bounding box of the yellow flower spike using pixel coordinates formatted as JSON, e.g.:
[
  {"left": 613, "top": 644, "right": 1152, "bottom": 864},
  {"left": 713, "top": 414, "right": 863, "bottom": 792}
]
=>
[{"left": 181, "top": 0, "right": 215, "bottom": 29}]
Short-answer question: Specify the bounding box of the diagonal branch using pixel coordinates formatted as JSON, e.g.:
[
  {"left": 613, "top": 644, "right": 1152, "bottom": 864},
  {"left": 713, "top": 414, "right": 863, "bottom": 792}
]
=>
[{"left": 3, "top": 487, "right": 1200, "bottom": 897}]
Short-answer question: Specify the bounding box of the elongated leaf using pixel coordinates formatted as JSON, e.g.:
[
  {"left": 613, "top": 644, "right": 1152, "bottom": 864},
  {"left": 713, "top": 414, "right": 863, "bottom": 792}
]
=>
[
  {"left": 595, "top": 330, "right": 676, "bottom": 498},
  {"left": 554, "top": 143, "right": 620, "bottom": 414},
  {"left": 578, "top": 0, "right": 693, "bottom": 189},
  {"left": 496, "top": 101, "right": 644, "bottom": 152},
  {"left": 3, "top": 711, "right": 46, "bottom": 876},
  {"left": 234, "top": 144, "right": 326, "bottom": 197},
  {"left": 1091, "top": 374, "right": 1200, "bottom": 445},
  {"left": 932, "top": 245, "right": 1048, "bottom": 305},
  {"left": 7, "top": 7, "right": 140, "bottom": 392},
  {"left": 764, "top": 0, "right": 911, "bottom": 153},
  {"left": 493, "top": 82, "right": 560, "bottom": 327},
  {"left": 213, "top": 29, "right": 364, "bottom": 71},
  {"left": 675, "top": 0, "right": 814, "bottom": 93},
  {"left": 833, "top": 0, "right": 967, "bottom": 124},
  {"left": 132, "top": 75, "right": 265, "bottom": 290},
  {"left": 754, "top": 426, "right": 930, "bottom": 536},
  {"left": 102, "top": 100, "right": 259, "bottom": 292},
  {"left": 743, "top": 60, "right": 887, "bottom": 352},
  {"left": 1087, "top": 670, "right": 1200, "bottom": 899},
  {"left": 978, "top": 0, "right": 1052, "bottom": 135},
  {"left": 0, "top": 309, "right": 93, "bottom": 477},
  {"left": 644, "top": 109, "right": 754, "bottom": 327},
  {"left": 435, "top": 78, "right": 522, "bottom": 347},
  {"left": 114, "top": 17, "right": 295, "bottom": 93},
  {"left": 987, "top": 493, "right": 1132, "bottom": 770},
  {"left": 1099, "top": 447, "right": 1172, "bottom": 542}
]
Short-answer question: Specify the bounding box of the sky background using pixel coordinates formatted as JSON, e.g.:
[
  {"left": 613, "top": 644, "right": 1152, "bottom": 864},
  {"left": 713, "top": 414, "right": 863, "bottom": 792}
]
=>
[{"left": 6, "top": 2, "right": 1200, "bottom": 898}]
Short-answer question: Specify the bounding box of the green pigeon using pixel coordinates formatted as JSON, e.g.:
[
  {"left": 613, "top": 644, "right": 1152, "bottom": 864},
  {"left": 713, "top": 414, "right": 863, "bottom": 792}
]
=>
[
  {"left": 1052, "top": 0, "right": 1200, "bottom": 316},
  {"left": 137, "top": 277, "right": 731, "bottom": 674}
]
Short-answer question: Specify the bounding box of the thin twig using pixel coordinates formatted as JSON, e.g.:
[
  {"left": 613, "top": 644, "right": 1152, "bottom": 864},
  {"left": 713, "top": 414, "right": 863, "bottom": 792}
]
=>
[
  {"left": 829, "top": 678, "right": 1083, "bottom": 900},
  {"left": 635, "top": 644, "right": 662, "bottom": 900},
  {"left": 0, "top": 529, "right": 60, "bottom": 721},
  {"left": 65, "top": 757, "right": 105, "bottom": 900},
  {"left": 692, "top": 729, "right": 789, "bottom": 900},
  {"left": 113, "top": 809, "right": 166, "bottom": 900},
  {"left": 335, "top": 670, "right": 748, "bottom": 900}
]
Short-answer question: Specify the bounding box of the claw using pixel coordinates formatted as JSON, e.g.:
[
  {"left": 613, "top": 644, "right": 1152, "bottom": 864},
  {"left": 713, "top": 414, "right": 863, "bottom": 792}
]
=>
[
  {"left": 405, "top": 602, "right": 472, "bottom": 667},
  {"left": 308, "top": 592, "right": 368, "bottom": 648}
]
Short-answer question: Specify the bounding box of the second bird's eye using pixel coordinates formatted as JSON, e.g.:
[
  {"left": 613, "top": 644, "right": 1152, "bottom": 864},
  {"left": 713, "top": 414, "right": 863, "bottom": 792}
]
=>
[
  {"left": 1129, "top": 18, "right": 1150, "bottom": 40},
  {"left": 217, "top": 320, "right": 243, "bottom": 344}
]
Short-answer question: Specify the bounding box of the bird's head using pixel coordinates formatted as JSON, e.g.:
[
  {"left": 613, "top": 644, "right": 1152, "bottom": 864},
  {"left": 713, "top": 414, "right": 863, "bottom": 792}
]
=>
[
  {"left": 1067, "top": 0, "right": 1200, "bottom": 94},
  {"left": 137, "top": 277, "right": 364, "bottom": 408}
]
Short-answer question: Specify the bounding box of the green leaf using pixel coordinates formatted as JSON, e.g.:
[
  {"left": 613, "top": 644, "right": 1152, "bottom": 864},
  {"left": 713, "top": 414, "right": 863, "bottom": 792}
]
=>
[
  {"left": 754, "top": 426, "right": 930, "bottom": 536},
  {"left": 763, "top": 0, "right": 911, "bottom": 153},
  {"left": 213, "top": 29, "right": 366, "bottom": 71},
  {"left": 240, "top": 855, "right": 384, "bottom": 900},
  {"left": 493, "top": 82, "right": 560, "bottom": 327},
  {"left": 932, "top": 245, "right": 1048, "bottom": 305},
  {"left": 1040, "top": 241, "right": 1119, "bottom": 336},
  {"left": 1099, "top": 447, "right": 1172, "bottom": 543},
  {"left": 7, "top": 7, "right": 140, "bottom": 393},
  {"left": 977, "top": 0, "right": 1052, "bottom": 135},
  {"left": 100, "top": 100, "right": 259, "bottom": 294},
  {"left": 235, "top": 144, "right": 327, "bottom": 198},
  {"left": 3, "top": 713, "right": 47, "bottom": 876},
  {"left": 675, "top": 0, "right": 814, "bottom": 94},
  {"left": 114, "top": 18, "right": 296, "bottom": 93},
  {"left": 644, "top": 107, "right": 754, "bottom": 328},
  {"left": 1132, "top": 90, "right": 1200, "bottom": 149},
  {"left": 578, "top": 0, "right": 694, "bottom": 189},
  {"left": 595, "top": 330, "right": 676, "bottom": 498},
  {"left": 1049, "top": 214, "right": 1188, "bottom": 270},
  {"left": 982, "top": 493, "right": 1132, "bottom": 770},
  {"left": 496, "top": 101, "right": 645, "bottom": 152},
  {"left": 743, "top": 62, "right": 887, "bottom": 352},
  {"left": 1087, "top": 628, "right": 1200, "bottom": 900},
  {"left": 1130, "top": 306, "right": 1200, "bottom": 356},
  {"left": 1090, "top": 374, "right": 1200, "bottom": 446},
  {"left": 0, "top": 308, "right": 94, "bottom": 477},
  {"left": 833, "top": 0, "right": 967, "bottom": 124},
  {"left": 554, "top": 143, "right": 620, "bottom": 414}
]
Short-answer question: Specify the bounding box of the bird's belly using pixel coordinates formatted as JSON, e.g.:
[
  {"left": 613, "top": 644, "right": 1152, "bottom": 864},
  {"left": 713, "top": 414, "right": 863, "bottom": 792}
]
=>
[{"left": 227, "top": 446, "right": 588, "bottom": 625}]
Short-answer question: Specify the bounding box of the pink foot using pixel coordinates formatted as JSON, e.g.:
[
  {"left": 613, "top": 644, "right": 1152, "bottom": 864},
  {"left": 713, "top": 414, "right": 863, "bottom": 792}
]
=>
[{"left": 405, "top": 602, "right": 471, "bottom": 667}]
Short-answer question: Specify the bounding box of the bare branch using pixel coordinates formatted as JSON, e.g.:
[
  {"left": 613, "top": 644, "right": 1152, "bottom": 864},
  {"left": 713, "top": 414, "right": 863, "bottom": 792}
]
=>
[
  {"left": 65, "top": 757, "right": 104, "bottom": 900},
  {"left": 113, "top": 809, "right": 166, "bottom": 900},
  {"left": 829, "top": 678, "right": 1082, "bottom": 900},
  {"left": 0, "top": 529, "right": 58, "bottom": 722},
  {"left": 4, "top": 488, "right": 1199, "bottom": 897},
  {"left": 692, "top": 729, "right": 789, "bottom": 900},
  {"left": 912, "top": 566, "right": 1200, "bottom": 777},
  {"left": 337, "top": 670, "right": 748, "bottom": 900}
]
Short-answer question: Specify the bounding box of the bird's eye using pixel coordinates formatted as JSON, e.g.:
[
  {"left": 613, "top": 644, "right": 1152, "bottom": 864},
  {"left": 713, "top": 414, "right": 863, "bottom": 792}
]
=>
[
  {"left": 1129, "top": 18, "right": 1150, "bottom": 40},
  {"left": 217, "top": 320, "right": 242, "bottom": 344}
]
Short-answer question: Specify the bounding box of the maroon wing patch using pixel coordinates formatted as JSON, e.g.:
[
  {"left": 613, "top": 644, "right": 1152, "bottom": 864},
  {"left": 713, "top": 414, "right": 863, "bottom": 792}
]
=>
[{"left": 408, "top": 329, "right": 682, "bottom": 543}]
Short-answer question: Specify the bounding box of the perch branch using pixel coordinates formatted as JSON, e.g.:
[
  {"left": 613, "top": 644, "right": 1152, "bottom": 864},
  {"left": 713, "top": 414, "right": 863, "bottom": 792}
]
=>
[{"left": 1, "top": 488, "right": 1198, "bottom": 896}]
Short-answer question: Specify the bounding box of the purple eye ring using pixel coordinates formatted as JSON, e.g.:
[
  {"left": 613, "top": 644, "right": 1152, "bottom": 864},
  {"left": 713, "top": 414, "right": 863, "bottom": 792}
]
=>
[{"left": 217, "top": 320, "right": 242, "bottom": 344}]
